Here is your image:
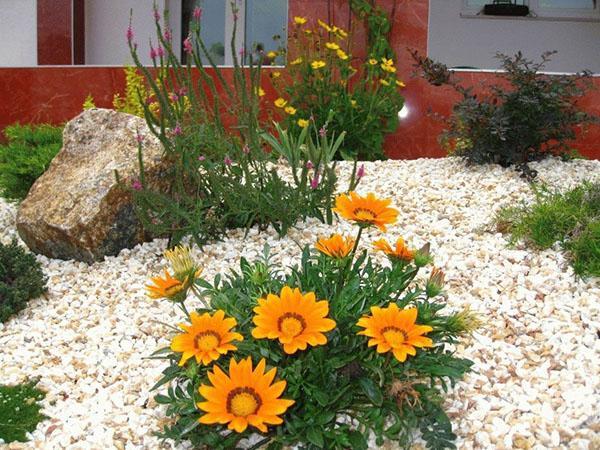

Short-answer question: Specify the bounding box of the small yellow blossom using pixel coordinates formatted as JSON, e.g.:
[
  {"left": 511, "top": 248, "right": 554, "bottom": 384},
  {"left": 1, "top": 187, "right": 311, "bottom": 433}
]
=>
[
  {"left": 318, "top": 19, "right": 332, "bottom": 32},
  {"left": 381, "top": 57, "right": 394, "bottom": 67},
  {"left": 311, "top": 60, "right": 326, "bottom": 70},
  {"left": 350, "top": 99, "right": 357, "bottom": 107},
  {"left": 294, "top": 16, "right": 307, "bottom": 25},
  {"left": 256, "top": 87, "right": 265, "bottom": 97},
  {"left": 368, "top": 58, "right": 378, "bottom": 66},
  {"left": 267, "top": 51, "right": 277, "bottom": 59},
  {"left": 271, "top": 71, "right": 281, "bottom": 79},
  {"left": 284, "top": 106, "right": 297, "bottom": 115},
  {"left": 396, "top": 80, "right": 406, "bottom": 88},
  {"left": 274, "top": 98, "right": 287, "bottom": 108},
  {"left": 304, "top": 29, "right": 313, "bottom": 35},
  {"left": 379, "top": 79, "right": 390, "bottom": 86},
  {"left": 325, "top": 42, "right": 340, "bottom": 51},
  {"left": 336, "top": 28, "right": 348, "bottom": 38},
  {"left": 336, "top": 49, "right": 348, "bottom": 60},
  {"left": 290, "top": 57, "right": 303, "bottom": 65},
  {"left": 297, "top": 119, "right": 309, "bottom": 128},
  {"left": 381, "top": 63, "right": 397, "bottom": 73}
]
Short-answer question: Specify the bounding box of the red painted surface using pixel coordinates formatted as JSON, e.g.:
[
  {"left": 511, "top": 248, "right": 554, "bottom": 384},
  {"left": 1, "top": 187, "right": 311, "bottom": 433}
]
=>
[
  {"left": 2, "top": 0, "right": 598, "bottom": 159},
  {"left": 37, "top": 0, "right": 72, "bottom": 65}
]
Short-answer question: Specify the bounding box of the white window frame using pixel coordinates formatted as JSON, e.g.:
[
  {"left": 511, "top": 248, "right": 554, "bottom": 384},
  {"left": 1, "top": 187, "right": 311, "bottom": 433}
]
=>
[{"left": 461, "top": 0, "right": 600, "bottom": 21}]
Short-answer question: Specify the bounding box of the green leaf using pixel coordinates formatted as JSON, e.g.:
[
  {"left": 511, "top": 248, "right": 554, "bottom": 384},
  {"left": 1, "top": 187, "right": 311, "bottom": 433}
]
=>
[
  {"left": 348, "top": 430, "right": 369, "bottom": 450},
  {"left": 358, "top": 377, "right": 383, "bottom": 406},
  {"left": 306, "top": 427, "right": 324, "bottom": 447}
]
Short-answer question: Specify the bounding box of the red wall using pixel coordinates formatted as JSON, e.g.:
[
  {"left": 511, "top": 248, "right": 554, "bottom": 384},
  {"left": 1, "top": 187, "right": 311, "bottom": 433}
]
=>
[{"left": 1, "top": 0, "right": 598, "bottom": 158}]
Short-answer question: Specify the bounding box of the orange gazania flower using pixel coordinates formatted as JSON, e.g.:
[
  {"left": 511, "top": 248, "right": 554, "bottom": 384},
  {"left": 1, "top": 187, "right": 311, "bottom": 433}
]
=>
[
  {"left": 198, "top": 357, "right": 295, "bottom": 433},
  {"left": 357, "top": 303, "right": 433, "bottom": 362},
  {"left": 315, "top": 234, "right": 355, "bottom": 259},
  {"left": 252, "top": 286, "right": 336, "bottom": 354},
  {"left": 146, "top": 270, "right": 186, "bottom": 300},
  {"left": 373, "top": 237, "right": 415, "bottom": 262},
  {"left": 170, "top": 310, "right": 243, "bottom": 366},
  {"left": 333, "top": 192, "right": 398, "bottom": 231}
]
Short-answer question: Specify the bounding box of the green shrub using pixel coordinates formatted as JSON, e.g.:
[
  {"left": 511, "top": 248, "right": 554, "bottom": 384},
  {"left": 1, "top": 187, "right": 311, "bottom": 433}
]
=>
[
  {"left": 412, "top": 51, "right": 596, "bottom": 178},
  {"left": 495, "top": 182, "right": 600, "bottom": 278},
  {"left": 0, "top": 124, "right": 63, "bottom": 201},
  {"left": 127, "top": 5, "right": 360, "bottom": 246},
  {"left": 0, "top": 240, "right": 47, "bottom": 323},
  {"left": 0, "top": 379, "right": 46, "bottom": 443},
  {"left": 147, "top": 193, "right": 475, "bottom": 450}
]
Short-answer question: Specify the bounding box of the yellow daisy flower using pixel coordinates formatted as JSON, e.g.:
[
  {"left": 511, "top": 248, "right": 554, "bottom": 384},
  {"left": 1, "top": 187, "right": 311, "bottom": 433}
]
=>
[
  {"left": 333, "top": 191, "right": 398, "bottom": 231},
  {"left": 290, "top": 57, "right": 303, "bottom": 65},
  {"left": 267, "top": 51, "right": 278, "bottom": 59},
  {"left": 252, "top": 286, "right": 336, "bottom": 354},
  {"left": 256, "top": 87, "right": 266, "bottom": 97},
  {"left": 368, "top": 58, "right": 378, "bottom": 66},
  {"left": 317, "top": 19, "right": 332, "bottom": 32},
  {"left": 297, "top": 119, "right": 309, "bottom": 128},
  {"left": 284, "top": 106, "right": 297, "bottom": 115},
  {"left": 170, "top": 310, "right": 243, "bottom": 366},
  {"left": 294, "top": 16, "right": 307, "bottom": 25},
  {"left": 274, "top": 98, "right": 287, "bottom": 108},
  {"left": 325, "top": 42, "right": 340, "bottom": 51},
  {"left": 381, "top": 64, "right": 397, "bottom": 73},
  {"left": 336, "top": 49, "right": 348, "bottom": 60},
  {"left": 271, "top": 71, "right": 281, "bottom": 79},
  {"left": 379, "top": 79, "right": 390, "bottom": 86},
  {"left": 198, "top": 357, "right": 295, "bottom": 433},
  {"left": 311, "top": 60, "right": 326, "bottom": 70},
  {"left": 396, "top": 80, "right": 406, "bottom": 88},
  {"left": 315, "top": 234, "right": 355, "bottom": 259},
  {"left": 357, "top": 303, "right": 433, "bottom": 362}
]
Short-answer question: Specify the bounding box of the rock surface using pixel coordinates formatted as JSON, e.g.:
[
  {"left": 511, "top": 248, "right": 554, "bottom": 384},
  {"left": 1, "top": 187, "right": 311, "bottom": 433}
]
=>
[{"left": 16, "top": 108, "right": 166, "bottom": 263}]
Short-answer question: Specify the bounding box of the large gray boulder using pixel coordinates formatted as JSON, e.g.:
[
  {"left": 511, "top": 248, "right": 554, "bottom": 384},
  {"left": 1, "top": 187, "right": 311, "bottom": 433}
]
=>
[{"left": 16, "top": 108, "right": 167, "bottom": 263}]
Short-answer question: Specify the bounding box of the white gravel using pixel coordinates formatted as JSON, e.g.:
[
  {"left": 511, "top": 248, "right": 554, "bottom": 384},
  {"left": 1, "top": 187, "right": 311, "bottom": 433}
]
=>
[{"left": 0, "top": 157, "right": 599, "bottom": 450}]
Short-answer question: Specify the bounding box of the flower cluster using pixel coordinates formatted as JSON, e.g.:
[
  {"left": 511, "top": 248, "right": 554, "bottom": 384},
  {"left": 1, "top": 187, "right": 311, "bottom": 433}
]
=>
[
  {"left": 267, "top": 16, "right": 406, "bottom": 160},
  {"left": 147, "top": 193, "right": 476, "bottom": 449}
]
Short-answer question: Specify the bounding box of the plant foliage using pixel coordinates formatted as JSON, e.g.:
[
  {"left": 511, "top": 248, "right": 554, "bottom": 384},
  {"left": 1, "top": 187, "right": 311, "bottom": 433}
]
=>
[
  {"left": 0, "top": 124, "right": 62, "bottom": 201},
  {"left": 273, "top": 15, "right": 405, "bottom": 161},
  {"left": 148, "top": 195, "right": 475, "bottom": 449},
  {"left": 495, "top": 181, "right": 600, "bottom": 278},
  {"left": 0, "top": 379, "right": 46, "bottom": 443},
  {"left": 412, "top": 50, "right": 596, "bottom": 178},
  {"left": 0, "top": 239, "right": 47, "bottom": 323},
  {"left": 127, "top": 4, "right": 358, "bottom": 246}
]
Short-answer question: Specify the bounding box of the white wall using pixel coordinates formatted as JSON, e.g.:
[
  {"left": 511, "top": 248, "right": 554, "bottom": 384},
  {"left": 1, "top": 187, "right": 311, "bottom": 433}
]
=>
[
  {"left": 85, "top": 0, "right": 181, "bottom": 66},
  {"left": 0, "top": 0, "right": 37, "bottom": 66},
  {"left": 428, "top": 0, "right": 600, "bottom": 73}
]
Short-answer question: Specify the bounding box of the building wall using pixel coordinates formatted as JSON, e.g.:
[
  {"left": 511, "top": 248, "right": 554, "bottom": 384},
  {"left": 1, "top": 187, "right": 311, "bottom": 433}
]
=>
[
  {"left": 85, "top": 0, "right": 181, "bottom": 66},
  {"left": 0, "top": 0, "right": 37, "bottom": 66},
  {"left": 428, "top": 0, "right": 600, "bottom": 73}
]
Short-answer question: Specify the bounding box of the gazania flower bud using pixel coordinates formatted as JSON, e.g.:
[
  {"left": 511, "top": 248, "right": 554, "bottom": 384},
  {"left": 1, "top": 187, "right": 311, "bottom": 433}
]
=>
[
  {"left": 413, "top": 243, "right": 432, "bottom": 267},
  {"left": 426, "top": 267, "right": 445, "bottom": 298}
]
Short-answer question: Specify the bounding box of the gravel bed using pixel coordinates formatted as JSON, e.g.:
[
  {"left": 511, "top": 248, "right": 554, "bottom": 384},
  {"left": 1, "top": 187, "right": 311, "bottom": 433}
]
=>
[{"left": 0, "top": 157, "right": 599, "bottom": 450}]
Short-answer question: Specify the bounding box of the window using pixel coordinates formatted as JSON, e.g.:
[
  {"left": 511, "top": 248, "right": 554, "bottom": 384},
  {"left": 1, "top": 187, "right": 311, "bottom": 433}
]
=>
[
  {"left": 182, "top": 0, "right": 287, "bottom": 66},
  {"left": 462, "top": 0, "right": 599, "bottom": 19}
]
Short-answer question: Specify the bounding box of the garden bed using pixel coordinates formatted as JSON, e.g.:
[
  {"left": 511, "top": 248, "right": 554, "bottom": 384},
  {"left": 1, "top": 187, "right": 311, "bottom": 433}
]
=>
[{"left": 0, "top": 157, "right": 598, "bottom": 449}]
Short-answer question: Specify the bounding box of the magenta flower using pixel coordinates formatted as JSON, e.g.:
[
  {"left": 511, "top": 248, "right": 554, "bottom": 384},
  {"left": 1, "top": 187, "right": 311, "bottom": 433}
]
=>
[
  {"left": 224, "top": 156, "right": 233, "bottom": 166},
  {"left": 177, "top": 86, "right": 188, "bottom": 97},
  {"left": 193, "top": 7, "right": 202, "bottom": 20},
  {"left": 170, "top": 93, "right": 179, "bottom": 102},
  {"left": 183, "top": 37, "right": 193, "bottom": 55},
  {"left": 242, "top": 144, "right": 250, "bottom": 154},
  {"left": 319, "top": 126, "right": 327, "bottom": 138},
  {"left": 136, "top": 134, "right": 144, "bottom": 144},
  {"left": 157, "top": 46, "right": 165, "bottom": 58},
  {"left": 306, "top": 160, "right": 314, "bottom": 170},
  {"left": 164, "top": 28, "right": 172, "bottom": 42},
  {"left": 172, "top": 123, "right": 182, "bottom": 136},
  {"left": 310, "top": 172, "right": 320, "bottom": 189},
  {"left": 150, "top": 45, "right": 157, "bottom": 60},
  {"left": 126, "top": 25, "right": 134, "bottom": 43},
  {"left": 132, "top": 179, "right": 142, "bottom": 191},
  {"left": 198, "top": 155, "right": 206, "bottom": 161},
  {"left": 153, "top": 9, "right": 161, "bottom": 21},
  {"left": 357, "top": 164, "right": 365, "bottom": 179}
]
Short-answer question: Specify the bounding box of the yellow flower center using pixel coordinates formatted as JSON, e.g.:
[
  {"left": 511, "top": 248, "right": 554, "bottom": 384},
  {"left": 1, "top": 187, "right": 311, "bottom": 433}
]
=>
[
  {"left": 227, "top": 387, "right": 262, "bottom": 417},
  {"left": 381, "top": 326, "right": 408, "bottom": 347},
  {"left": 194, "top": 330, "right": 221, "bottom": 351},
  {"left": 353, "top": 208, "right": 377, "bottom": 222},
  {"left": 277, "top": 313, "right": 306, "bottom": 338}
]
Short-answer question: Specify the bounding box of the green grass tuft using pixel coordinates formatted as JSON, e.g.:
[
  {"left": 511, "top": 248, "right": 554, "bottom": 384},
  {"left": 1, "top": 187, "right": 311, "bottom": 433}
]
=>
[
  {"left": 495, "top": 181, "right": 600, "bottom": 278},
  {"left": 0, "top": 123, "right": 63, "bottom": 201},
  {"left": 0, "top": 380, "right": 46, "bottom": 443}
]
